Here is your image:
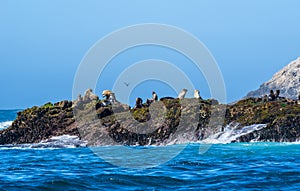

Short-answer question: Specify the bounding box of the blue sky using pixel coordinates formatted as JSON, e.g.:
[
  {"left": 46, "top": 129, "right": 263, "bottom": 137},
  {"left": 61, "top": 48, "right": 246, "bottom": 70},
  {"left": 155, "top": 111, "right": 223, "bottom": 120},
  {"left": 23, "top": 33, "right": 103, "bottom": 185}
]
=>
[{"left": 1, "top": 0, "right": 300, "bottom": 109}]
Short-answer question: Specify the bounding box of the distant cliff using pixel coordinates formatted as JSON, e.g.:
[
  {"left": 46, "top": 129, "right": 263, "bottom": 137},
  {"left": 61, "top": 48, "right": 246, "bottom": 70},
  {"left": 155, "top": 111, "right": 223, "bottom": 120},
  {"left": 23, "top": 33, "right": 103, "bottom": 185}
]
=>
[{"left": 247, "top": 57, "right": 300, "bottom": 99}]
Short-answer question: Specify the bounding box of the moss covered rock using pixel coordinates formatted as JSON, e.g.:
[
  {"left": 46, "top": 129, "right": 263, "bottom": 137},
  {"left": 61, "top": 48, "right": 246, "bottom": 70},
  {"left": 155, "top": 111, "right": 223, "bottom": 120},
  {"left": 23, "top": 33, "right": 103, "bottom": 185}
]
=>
[{"left": 0, "top": 97, "right": 299, "bottom": 145}]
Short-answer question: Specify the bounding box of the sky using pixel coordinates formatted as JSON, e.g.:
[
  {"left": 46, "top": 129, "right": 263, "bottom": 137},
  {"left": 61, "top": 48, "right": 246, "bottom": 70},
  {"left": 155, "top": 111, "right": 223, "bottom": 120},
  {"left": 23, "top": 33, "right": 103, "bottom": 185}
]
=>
[{"left": 1, "top": 0, "right": 300, "bottom": 109}]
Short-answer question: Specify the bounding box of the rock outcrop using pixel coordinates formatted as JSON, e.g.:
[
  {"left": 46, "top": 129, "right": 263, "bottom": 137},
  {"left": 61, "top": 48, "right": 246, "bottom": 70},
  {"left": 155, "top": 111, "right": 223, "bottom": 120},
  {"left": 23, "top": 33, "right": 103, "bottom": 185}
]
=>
[
  {"left": 0, "top": 96, "right": 299, "bottom": 145},
  {"left": 0, "top": 101, "right": 78, "bottom": 145},
  {"left": 247, "top": 57, "right": 300, "bottom": 99}
]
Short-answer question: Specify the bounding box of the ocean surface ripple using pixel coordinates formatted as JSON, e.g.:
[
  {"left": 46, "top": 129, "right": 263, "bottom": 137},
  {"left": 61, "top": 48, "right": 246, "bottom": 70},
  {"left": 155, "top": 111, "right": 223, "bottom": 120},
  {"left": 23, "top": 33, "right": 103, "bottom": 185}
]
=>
[
  {"left": 0, "top": 110, "right": 299, "bottom": 190},
  {"left": 0, "top": 143, "right": 299, "bottom": 190}
]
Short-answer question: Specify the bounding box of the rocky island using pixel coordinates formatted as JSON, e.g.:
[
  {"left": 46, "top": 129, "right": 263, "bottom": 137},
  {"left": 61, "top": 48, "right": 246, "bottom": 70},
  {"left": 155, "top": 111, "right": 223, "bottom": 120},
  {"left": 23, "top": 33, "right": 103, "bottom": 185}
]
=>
[
  {"left": 1, "top": 57, "right": 300, "bottom": 146},
  {"left": 0, "top": 93, "right": 299, "bottom": 146}
]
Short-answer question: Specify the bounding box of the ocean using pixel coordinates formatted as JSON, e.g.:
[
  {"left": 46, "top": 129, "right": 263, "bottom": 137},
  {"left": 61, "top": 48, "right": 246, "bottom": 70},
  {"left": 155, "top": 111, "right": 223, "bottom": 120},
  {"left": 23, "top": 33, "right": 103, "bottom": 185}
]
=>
[{"left": 0, "top": 110, "right": 300, "bottom": 190}]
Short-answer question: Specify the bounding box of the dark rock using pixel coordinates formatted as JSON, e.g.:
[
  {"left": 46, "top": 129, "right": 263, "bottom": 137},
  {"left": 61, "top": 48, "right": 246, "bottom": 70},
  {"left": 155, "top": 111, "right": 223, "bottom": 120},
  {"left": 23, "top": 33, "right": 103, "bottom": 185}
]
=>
[{"left": 1, "top": 96, "right": 300, "bottom": 145}]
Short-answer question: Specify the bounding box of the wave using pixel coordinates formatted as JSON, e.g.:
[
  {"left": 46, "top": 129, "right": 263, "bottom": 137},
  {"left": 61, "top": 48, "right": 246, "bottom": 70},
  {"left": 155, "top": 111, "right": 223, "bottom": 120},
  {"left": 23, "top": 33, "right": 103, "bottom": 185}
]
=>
[
  {"left": 201, "top": 122, "right": 267, "bottom": 144},
  {"left": 0, "top": 121, "right": 13, "bottom": 130},
  {"left": 0, "top": 135, "right": 87, "bottom": 150},
  {"left": 1, "top": 123, "right": 298, "bottom": 149}
]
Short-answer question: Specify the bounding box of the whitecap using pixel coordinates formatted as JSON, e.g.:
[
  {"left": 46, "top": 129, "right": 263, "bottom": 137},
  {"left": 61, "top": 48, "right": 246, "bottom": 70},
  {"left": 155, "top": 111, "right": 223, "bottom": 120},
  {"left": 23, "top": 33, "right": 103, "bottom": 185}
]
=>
[
  {"left": 0, "top": 121, "right": 13, "bottom": 130},
  {"left": 0, "top": 135, "right": 87, "bottom": 150},
  {"left": 201, "top": 123, "right": 267, "bottom": 144}
]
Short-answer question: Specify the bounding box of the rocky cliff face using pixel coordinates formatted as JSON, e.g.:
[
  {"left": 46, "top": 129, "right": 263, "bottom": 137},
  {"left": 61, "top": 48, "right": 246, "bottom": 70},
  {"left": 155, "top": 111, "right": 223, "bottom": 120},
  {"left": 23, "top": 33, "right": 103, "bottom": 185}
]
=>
[
  {"left": 0, "top": 96, "right": 299, "bottom": 145},
  {"left": 247, "top": 57, "right": 300, "bottom": 99},
  {"left": 0, "top": 101, "right": 78, "bottom": 145}
]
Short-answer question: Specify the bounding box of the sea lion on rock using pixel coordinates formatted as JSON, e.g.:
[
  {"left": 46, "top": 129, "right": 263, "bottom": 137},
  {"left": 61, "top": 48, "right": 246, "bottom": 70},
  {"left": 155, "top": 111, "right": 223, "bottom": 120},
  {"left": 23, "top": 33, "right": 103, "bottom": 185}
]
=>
[
  {"left": 102, "top": 90, "right": 112, "bottom": 99},
  {"left": 102, "top": 90, "right": 116, "bottom": 106},
  {"left": 178, "top": 89, "right": 188, "bottom": 99},
  {"left": 263, "top": 95, "right": 269, "bottom": 102},
  {"left": 145, "top": 99, "right": 152, "bottom": 107},
  {"left": 134, "top": 98, "right": 143, "bottom": 109},
  {"left": 268, "top": 90, "right": 276, "bottom": 101},
  {"left": 275, "top": 90, "right": 280, "bottom": 99},
  {"left": 194, "top": 90, "right": 202, "bottom": 99},
  {"left": 152, "top": 91, "right": 158, "bottom": 102},
  {"left": 145, "top": 91, "right": 159, "bottom": 106}
]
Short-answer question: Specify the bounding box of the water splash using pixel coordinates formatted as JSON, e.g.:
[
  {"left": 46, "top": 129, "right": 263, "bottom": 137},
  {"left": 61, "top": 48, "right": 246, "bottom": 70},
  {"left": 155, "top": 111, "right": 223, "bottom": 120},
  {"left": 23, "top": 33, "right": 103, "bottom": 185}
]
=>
[
  {"left": 0, "top": 135, "right": 87, "bottom": 149},
  {"left": 201, "top": 122, "right": 267, "bottom": 144},
  {"left": 0, "top": 121, "right": 13, "bottom": 130}
]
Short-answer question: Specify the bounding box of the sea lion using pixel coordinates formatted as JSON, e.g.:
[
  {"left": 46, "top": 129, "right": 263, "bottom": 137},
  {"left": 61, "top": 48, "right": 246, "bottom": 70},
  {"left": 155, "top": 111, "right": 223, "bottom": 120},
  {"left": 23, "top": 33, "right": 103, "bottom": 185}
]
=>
[
  {"left": 178, "top": 89, "right": 188, "bottom": 99},
  {"left": 263, "top": 94, "right": 269, "bottom": 102},
  {"left": 102, "top": 90, "right": 119, "bottom": 106},
  {"left": 145, "top": 91, "right": 159, "bottom": 106},
  {"left": 152, "top": 91, "right": 158, "bottom": 102},
  {"left": 102, "top": 90, "right": 112, "bottom": 100},
  {"left": 275, "top": 90, "right": 280, "bottom": 99},
  {"left": 134, "top": 97, "right": 143, "bottom": 109},
  {"left": 268, "top": 90, "right": 276, "bottom": 101},
  {"left": 194, "top": 90, "right": 202, "bottom": 99}
]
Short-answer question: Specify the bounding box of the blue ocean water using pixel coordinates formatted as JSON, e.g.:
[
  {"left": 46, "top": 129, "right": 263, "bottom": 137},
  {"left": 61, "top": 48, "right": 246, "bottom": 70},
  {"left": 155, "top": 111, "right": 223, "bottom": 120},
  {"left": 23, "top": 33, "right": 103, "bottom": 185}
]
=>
[
  {"left": 0, "top": 110, "right": 19, "bottom": 130},
  {"left": 0, "top": 110, "right": 19, "bottom": 122},
  {"left": 1, "top": 110, "right": 300, "bottom": 190}
]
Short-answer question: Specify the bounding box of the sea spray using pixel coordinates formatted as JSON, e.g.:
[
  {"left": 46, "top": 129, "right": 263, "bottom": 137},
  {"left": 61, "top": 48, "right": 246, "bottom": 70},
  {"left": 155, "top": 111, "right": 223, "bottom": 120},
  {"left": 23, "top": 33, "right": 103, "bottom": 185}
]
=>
[
  {"left": 0, "top": 135, "right": 87, "bottom": 149},
  {"left": 0, "top": 121, "right": 13, "bottom": 130},
  {"left": 201, "top": 122, "right": 267, "bottom": 144}
]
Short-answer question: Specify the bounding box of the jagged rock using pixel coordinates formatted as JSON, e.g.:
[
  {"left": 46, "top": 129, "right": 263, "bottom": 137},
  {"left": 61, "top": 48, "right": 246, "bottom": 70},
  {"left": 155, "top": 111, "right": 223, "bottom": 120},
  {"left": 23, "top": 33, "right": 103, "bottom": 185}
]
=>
[
  {"left": 83, "top": 89, "right": 99, "bottom": 103},
  {"left": 247, "top": 57, "right": 300, "bottom": 99},
  {"left": 0, "top": 96, "right": 300, "bottom": 145},
  {"left": 55, "top": 100, "right": 72, "bottom": 109},
  {"left": 72, "top": 94, "right": 83, "bottom": 109},
  {"left": 0, "top": 102, "right": 77, "bottom": 145}
]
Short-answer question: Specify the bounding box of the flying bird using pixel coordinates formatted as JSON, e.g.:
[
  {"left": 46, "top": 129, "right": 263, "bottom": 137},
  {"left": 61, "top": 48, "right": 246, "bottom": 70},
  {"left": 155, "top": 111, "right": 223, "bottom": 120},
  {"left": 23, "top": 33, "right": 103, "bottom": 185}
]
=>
[{"left": 124, "top": 82, "right": 130, "bottom": 87}]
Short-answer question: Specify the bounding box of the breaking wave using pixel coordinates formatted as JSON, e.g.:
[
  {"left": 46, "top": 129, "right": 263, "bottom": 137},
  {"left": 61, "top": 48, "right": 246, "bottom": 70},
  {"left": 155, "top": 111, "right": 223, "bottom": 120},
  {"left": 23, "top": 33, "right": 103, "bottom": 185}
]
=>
[
  {"left": 0, "top": 121, "right": 13, "bottom": 130},
  {"left": 201, "top": 122, "right": 267, "bottom": 144},
  {"left": 0, "top": 135, "right": 87, "bottom": 149},
  {"left": 1, "top": 123, "right": 294, "bottom": 149}
]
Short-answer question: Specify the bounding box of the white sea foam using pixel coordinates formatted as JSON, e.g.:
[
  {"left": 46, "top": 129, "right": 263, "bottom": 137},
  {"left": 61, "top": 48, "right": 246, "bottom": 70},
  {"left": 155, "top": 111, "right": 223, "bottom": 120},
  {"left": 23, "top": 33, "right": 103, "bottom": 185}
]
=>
[
  {"left": 0, "top": 121, "right": 13, "bottom": 130},
  {"left": 36, "top": 135, "right": 88, "bottom": 148},
  {"left": 201, "top": 123, "right": 267, "bottom": 144},
  {"left": 0, "top": 135, "right": 87, "bottom": 149}
]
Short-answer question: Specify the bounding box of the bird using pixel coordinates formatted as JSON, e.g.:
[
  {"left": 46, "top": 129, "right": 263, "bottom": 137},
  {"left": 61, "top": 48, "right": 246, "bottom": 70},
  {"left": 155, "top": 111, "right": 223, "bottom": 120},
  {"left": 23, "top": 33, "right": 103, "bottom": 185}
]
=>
[
  {"left": 124, "top": 82, "right": 130, "bottom": 87},
  {"left": 178, "top": 89, "right": 188, "bottom": 99}
]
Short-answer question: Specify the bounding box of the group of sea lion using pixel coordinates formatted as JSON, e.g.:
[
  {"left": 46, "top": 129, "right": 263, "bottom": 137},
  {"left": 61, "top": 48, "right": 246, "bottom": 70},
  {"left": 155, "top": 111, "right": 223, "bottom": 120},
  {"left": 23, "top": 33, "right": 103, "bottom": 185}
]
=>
[
  {"left": 134, "top": 89, "right": 202, "bottom": 109},
  {"left": 73, "top": 88, "right": 203, "bottom": 109}
]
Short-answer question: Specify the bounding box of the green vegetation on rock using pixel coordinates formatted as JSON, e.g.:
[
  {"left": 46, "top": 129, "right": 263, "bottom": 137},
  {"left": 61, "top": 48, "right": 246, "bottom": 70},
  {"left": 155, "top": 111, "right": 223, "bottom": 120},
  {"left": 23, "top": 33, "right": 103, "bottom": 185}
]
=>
[{"left": 1, "top": 96, "right": 299, "bottom": 145}]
